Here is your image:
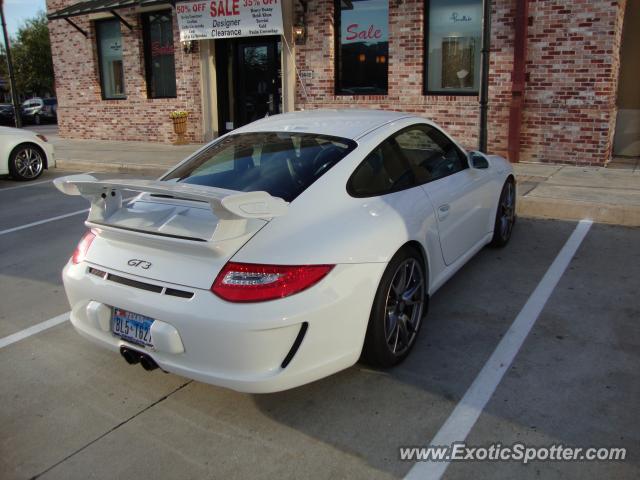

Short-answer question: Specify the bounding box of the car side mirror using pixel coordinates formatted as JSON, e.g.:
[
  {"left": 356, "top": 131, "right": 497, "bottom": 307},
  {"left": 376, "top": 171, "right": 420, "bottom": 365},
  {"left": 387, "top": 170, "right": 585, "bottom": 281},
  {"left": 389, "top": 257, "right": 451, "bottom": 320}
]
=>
[{"left": 469, "top": 151, "right": 489, "bottom": 169}]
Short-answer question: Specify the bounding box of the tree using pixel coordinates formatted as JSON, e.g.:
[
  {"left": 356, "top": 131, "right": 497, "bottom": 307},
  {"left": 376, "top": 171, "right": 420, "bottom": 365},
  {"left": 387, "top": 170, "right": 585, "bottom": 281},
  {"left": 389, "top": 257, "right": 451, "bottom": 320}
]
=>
[
  {"left": 0, "top": 1, "right": 7, "bottom": 82},
  {"left": 11, "top": 12, "right": 54, "bottom": 97},
  {"left": 0, "top": 43, "right": 7, "bottom": 77},
  {"left": 0, "top": 44, "right": 11, "bottom": 103}
]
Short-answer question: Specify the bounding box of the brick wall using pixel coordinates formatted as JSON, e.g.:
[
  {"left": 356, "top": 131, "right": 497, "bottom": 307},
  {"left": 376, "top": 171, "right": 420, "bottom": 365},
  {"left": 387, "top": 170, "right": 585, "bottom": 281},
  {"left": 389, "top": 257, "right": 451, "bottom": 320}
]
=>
[
  {"left": 293, "top": 0, "right": 483, "bottom": 151},
  {"left": 46, "top": 0, "right": 202, "bottom": 143},
  {"left": 520, "top": 0, "right": 626, "bottom": 164},
  {"left": 294, "top": 0, "right": 626, "bottom": 165},
  {"left": 47, "top": 0, "right": 626, "bottom": 164}
]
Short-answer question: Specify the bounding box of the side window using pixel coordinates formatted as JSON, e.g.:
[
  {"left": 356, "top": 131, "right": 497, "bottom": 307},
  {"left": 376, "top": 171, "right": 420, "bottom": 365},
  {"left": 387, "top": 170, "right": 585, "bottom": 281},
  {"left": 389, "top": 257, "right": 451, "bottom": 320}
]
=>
[
  {"left": 395, "top": 125, "right": 467, "bottom": 182},
  {"left": 96, "top": 19, "right": 126, "bottom": 99},
  {"left": 142, "top": 10, "right": 177, "bottom": 99},
  {"left": 349, "top": 138, "right": 414, "bottom": 196}
]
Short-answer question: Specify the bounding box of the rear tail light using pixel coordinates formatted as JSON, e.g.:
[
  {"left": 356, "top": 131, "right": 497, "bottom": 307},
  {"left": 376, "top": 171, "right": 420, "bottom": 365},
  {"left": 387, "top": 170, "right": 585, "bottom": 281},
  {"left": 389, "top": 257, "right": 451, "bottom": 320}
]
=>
[
  {"left": 211, "top": 262, "right": 334, "bottom": 302},
  {"left": 71, "top": 231, "right": 96, "bottom": 264}
]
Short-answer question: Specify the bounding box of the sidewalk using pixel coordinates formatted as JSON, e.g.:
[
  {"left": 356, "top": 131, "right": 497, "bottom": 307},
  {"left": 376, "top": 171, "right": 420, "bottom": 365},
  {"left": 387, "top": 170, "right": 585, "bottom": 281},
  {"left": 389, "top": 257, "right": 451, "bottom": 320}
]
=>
[
  {"left": 50, "top": 135, "right": 640, "bottom": 227},
  {"left": 52, "top": 137, "right": 201, "bottom": 174},
  {"left": 514, "top": 162, "right": 640, "bottom": 226}
]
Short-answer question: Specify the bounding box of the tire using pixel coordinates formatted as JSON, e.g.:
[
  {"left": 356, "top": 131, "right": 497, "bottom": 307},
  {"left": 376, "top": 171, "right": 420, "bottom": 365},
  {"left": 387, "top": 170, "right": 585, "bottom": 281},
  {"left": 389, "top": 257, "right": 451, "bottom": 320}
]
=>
[
  {"left": 34, "top": 114, "right": 41, "bottom": 125},
  {"left": 9, "top": 144, "right": 45, "bottom": 181},
  {"left": 489, "top": 178, "right": 516, "bottom": 248},
  {"left": 361, "top": 247, "right": 428, "bottom": 368}
]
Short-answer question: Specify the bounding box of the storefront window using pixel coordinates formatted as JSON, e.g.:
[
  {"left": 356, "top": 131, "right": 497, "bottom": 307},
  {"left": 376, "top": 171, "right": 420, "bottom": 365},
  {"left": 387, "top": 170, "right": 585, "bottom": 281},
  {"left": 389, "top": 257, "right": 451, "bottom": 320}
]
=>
[
  {"left": 96, "top": 19, "right": 126, "bottom": 99},
  {"left": 425, "top": 0, "right": 483, "bottom": 94},
  {"left": 143, "top": 11, "right": 177, "bottom": 99},
  {"left": 336, "top": 0, "right": 389, "bottom": 95}
]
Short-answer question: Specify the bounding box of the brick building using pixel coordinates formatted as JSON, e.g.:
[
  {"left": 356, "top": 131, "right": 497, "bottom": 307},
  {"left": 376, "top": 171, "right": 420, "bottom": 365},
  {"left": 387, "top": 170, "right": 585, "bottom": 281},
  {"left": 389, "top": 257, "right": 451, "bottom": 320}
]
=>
[{"left": 46, "top": 0, "right": 639, "bottom": 165}]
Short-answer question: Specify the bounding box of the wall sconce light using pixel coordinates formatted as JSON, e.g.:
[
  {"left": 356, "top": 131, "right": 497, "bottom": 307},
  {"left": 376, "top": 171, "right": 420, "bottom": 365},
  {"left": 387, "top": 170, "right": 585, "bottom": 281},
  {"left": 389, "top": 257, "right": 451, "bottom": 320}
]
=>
[
  {"left": 293, "top": 25, "right": 306, "bottom": 45},
  {"left": 182, "top": 40, "right": 195, "bottom": 54},
  {"left": 358, "top": 53, "right": 366, "bottom": 63}
]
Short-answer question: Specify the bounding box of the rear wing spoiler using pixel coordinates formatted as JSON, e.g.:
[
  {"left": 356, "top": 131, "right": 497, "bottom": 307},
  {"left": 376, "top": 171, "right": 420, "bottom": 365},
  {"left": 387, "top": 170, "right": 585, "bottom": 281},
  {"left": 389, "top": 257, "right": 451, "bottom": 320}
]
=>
[{"left": 53, "top": 174, "right": 288, "bottom": 241}]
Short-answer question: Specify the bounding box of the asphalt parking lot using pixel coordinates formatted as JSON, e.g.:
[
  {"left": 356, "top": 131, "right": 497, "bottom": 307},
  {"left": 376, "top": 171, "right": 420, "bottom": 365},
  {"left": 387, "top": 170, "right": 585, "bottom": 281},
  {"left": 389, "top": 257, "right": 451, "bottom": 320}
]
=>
[{"left": 1, "top": 170, "right": 638, "bottom": 480}]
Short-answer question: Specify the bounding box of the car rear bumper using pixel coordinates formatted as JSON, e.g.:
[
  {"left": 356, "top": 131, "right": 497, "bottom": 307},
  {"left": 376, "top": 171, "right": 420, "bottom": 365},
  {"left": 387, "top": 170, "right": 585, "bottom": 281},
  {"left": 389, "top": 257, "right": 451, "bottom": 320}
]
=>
[{"left": 62, "top": 260, "right": 386, "bottom": 393}]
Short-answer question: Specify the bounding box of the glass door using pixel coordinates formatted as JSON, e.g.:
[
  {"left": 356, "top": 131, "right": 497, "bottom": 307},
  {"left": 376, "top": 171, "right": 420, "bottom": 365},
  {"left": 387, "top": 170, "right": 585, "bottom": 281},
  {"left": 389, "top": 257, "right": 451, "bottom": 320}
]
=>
[
  {"left": 236, "top": 36, "right": 281, "bottom": 126},
  {"left": 215, "top": 36, "right": 282, "bottom": 135}
]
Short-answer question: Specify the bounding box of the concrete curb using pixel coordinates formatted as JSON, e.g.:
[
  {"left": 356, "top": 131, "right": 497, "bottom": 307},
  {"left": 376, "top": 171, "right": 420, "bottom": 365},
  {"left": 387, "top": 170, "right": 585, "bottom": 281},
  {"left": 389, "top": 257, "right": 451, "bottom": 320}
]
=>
[
  {"left": 516, "top": 196, "right": 640, "bottom": 227},
  {"left": 56, "top": 160, "right": 170, "bottom": 175},
  {"left": 54, "top": 161, "right": 640, "bottom": 227}
]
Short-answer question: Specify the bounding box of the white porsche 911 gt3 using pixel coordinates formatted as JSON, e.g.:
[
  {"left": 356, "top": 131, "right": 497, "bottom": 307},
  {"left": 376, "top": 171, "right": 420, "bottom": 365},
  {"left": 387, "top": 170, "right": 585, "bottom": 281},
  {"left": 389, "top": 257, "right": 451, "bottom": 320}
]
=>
[{"left": 55, "top": 110, "right": 515, "bottom": 393}]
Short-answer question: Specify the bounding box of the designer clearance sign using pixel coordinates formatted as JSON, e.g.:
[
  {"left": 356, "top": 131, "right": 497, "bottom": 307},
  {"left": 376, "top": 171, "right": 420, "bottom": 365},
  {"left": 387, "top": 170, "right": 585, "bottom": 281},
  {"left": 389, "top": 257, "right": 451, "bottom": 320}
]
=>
[{"left": 176, "top": 0, "right": 283, "bottom": 41}]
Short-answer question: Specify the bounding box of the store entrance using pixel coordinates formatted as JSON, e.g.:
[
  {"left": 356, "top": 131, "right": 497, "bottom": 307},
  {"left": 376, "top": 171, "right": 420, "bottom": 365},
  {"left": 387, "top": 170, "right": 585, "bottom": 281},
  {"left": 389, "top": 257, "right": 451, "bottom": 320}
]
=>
[
  {"left": 613, "top": 0, "right": 640, "bottom": 158},
  {"left": 215, "top": 36, "right": 282, "bottom": 135}
]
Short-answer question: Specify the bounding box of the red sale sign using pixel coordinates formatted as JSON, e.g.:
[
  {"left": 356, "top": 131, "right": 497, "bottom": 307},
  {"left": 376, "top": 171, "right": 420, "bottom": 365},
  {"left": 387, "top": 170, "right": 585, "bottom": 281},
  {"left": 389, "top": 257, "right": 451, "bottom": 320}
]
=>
[
  {"left": 340, "top": 0, "right": 388, "bottom": 44},
  {"left": 210, "top": 0, "right": 240, "bottom": 17},
  {"left": 345, "top": 24, "right": 383, "bottom": 41}
]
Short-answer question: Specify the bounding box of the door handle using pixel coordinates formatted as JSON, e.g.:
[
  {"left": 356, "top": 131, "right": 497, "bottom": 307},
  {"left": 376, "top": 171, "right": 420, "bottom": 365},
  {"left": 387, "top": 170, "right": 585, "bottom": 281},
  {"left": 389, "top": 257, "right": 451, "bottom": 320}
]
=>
[{"left": 438, "top": 204, "right": 451, "bottom": 220}]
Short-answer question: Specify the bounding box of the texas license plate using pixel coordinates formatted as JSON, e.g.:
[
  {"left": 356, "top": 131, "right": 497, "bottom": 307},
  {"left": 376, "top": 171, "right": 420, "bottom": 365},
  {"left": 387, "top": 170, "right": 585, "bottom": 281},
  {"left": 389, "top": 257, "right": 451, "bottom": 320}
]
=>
[{"left": 111, "top": 308, "right": 154, "bottom": 348}]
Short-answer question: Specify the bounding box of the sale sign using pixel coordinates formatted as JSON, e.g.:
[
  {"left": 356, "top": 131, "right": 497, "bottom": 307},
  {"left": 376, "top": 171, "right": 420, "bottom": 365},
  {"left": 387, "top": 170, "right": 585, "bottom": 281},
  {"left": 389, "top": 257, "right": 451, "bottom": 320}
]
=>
[
  {"left": 340, "top": 0, "right": 388, "bottom": 45},
  {"left": 176, "top": 0, "right": 283, "bottom": 41}
]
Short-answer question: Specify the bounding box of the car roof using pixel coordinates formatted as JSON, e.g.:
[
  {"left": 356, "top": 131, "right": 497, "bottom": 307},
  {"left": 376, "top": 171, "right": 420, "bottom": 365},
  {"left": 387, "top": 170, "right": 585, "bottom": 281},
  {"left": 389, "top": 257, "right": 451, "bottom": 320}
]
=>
[{"left": 232, "top": 109, "right": 420, "bottom": 140}]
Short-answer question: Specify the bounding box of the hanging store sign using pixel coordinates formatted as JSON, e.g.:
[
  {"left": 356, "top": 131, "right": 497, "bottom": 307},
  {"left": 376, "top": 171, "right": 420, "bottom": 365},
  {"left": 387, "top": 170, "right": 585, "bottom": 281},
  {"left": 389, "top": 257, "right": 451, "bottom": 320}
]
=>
[{"left": 176, "top": 0, "right": 283, "bottom": 41}]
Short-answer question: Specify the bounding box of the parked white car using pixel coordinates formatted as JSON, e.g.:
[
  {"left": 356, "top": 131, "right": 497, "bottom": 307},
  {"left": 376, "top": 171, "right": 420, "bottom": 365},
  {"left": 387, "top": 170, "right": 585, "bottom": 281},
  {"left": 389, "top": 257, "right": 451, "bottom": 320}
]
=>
[
  {"left": 55, "top": 110, "right": 515, "bottom": 393},
  {"left": 0, "top": 126, "right": 55, "bottom": 180}
]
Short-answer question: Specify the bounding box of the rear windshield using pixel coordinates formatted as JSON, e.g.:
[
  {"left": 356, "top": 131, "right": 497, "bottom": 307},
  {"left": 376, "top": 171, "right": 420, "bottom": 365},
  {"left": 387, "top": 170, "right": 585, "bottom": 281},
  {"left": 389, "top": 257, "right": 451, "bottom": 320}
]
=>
[{"left": 163, "top": 132, "right": 357, "bottom": 202}]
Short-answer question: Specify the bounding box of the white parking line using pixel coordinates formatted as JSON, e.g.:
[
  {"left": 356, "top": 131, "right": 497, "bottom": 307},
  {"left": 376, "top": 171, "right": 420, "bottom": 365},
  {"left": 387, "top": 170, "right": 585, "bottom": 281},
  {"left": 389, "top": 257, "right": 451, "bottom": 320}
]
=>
[
  {"left": 0, "top": 172, "right": 93, "bottom": 192},
  {"left": 0, "top": 178, "right": 57, "bottom": 191},
  {"left": 0, "top": 208, "right": 89, "bottom": 236},
  {"left": 0, "top": 195, "right": 137, "bottom": 236},
  {"left": 0, "top": 312, "right": 70, "bottom": 349},
  {"left": 405, "top": 219, "right": 593, "bottom": 480}
]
